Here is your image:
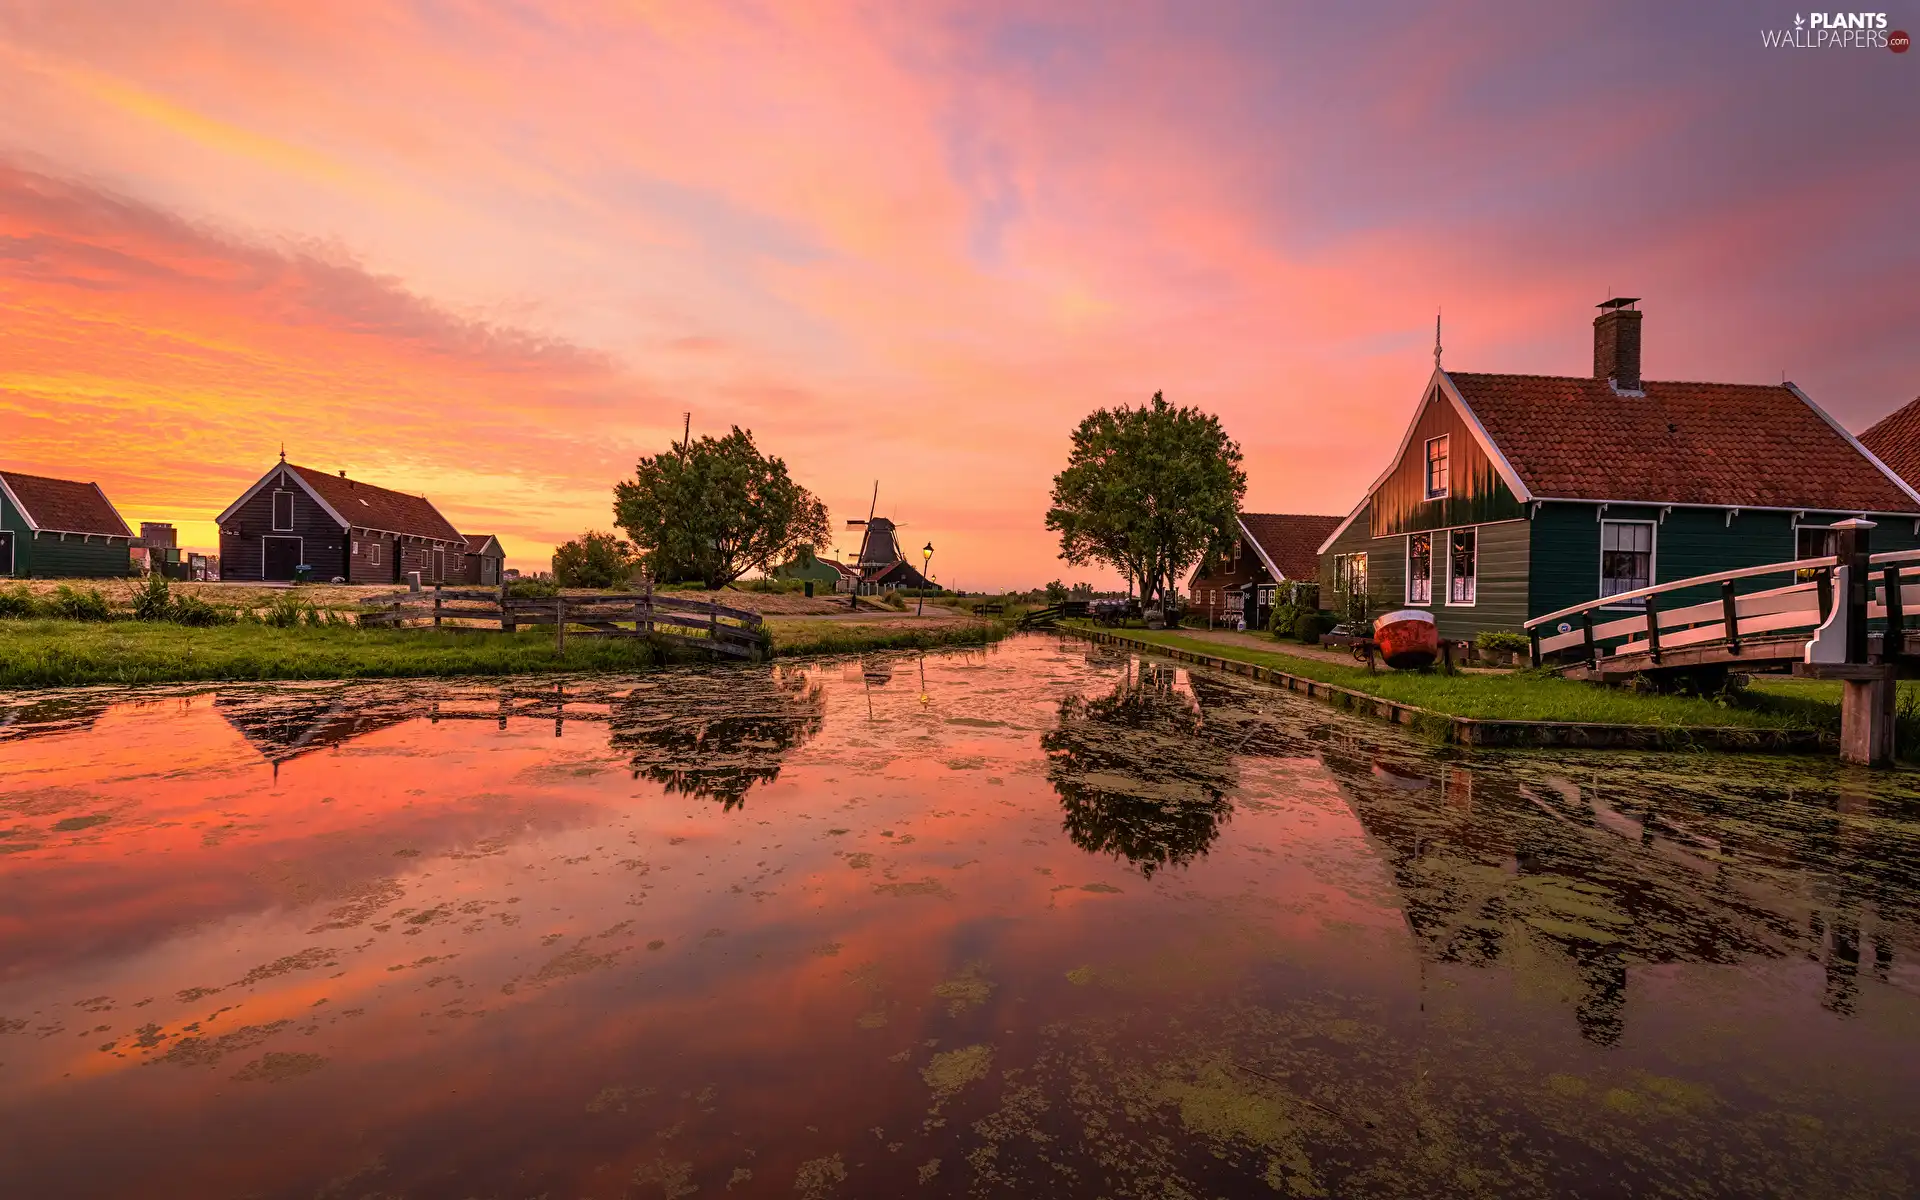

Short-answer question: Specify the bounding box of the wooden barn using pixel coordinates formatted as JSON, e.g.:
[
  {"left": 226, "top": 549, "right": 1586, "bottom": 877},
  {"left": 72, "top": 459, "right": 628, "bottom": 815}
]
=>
[
  {"left": 1317, "top": 300, "right": 1920, "bottom": 641},
  {"left": 456, "top": 534, "right": 506, "bottom": 586},
  {"left": 1188, "top": 512, "right": 1344, "bottom": 629},
  {"left": 215, "top": 457, "right": 468, "bottom": 584},
  {"left": 0, "top": 469, "right": 134, "bottom": 578}
]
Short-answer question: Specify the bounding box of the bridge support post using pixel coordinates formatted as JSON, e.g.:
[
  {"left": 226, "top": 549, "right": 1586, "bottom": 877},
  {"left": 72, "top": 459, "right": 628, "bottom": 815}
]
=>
[{"left": 1840, "top": 667, "right": 1896, "bottom": 766}]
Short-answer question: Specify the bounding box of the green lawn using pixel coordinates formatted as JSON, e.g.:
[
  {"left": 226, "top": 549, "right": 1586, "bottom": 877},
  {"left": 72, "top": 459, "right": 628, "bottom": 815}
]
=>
[
  {"left": 0, "top": 616, "right": 1014, "bottom": 688},
  {"left": 1075, "top": 626, "right": 1833, "bottom": 730}
]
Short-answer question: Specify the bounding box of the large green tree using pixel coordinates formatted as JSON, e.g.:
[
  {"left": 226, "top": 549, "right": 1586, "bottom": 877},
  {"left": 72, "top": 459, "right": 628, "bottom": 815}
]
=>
[
  {"left": 614, "top": 427, "right": 831, "bottom": 589},
  {"left": 1045, "top": 392, "right": 1246, "bottom": 610}
]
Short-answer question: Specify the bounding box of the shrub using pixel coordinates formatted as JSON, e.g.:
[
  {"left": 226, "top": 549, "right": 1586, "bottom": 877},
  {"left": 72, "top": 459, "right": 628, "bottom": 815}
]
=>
[
  {"left": 263, "top": 593, "right": 308, "bottom": 628},
  {"left": 882, "top": 590, "right": 908, "bottom": 610},
  {"left": 170, "top": 594, "right": 230, "bottom": 626},
  {"left": 1291, "top": 609, "right": 1323, "bottom": 644},
  {"left": 132, "top": 576, "right": 173, "bottom": 622},
  {"left": 1475, "top": 630, "right": 1533, "bottom": 658},
  {"left": 49, "top": 585, "right": 112, "bottom": 622},
  {"left": 0, "top": 585, "right": 37, "bottom": 619},
  {"left": 552, "top": 531, "right": 638, "bottom": 588},
  {"left": 506, "top": 577, "right": 559, "bottom": 599}
]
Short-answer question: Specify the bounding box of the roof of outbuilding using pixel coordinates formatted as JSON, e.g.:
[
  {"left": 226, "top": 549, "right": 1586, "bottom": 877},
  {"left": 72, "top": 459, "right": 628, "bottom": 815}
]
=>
[
  {"left": 285, "top": 464, "right": 464, "bottom": 542},
  {"left": 1858, "top": 395, "right": 1920, "bottom": 494},
  {"left": 1444, "top": 373, "right": 1920, "bottom": 513},
  {"left": 462, "top": 533, "right": 503, "bottom": 556},
  {"left": 0, "top": 470, "right": 133, "bottom": 537},
  {"left": 1238, "top": 513, "right": 1345, "bottom": 580}
]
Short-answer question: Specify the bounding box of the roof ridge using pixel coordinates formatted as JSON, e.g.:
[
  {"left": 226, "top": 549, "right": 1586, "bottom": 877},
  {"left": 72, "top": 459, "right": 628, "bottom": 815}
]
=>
[{"left": 1447, "top": 370, "right": 1789, "bottom": 390}]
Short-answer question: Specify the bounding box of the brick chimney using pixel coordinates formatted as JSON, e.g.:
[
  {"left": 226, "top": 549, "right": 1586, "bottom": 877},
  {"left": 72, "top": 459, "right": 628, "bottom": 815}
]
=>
[{"left": 1593, "top": 297, "right": 1642, "bottom": 391}]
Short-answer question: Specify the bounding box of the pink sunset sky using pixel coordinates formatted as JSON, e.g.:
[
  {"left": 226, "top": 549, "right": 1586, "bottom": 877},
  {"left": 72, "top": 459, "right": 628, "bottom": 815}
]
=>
[{"left": 1, "top": 1, "right": 1914, "bottom": 586}]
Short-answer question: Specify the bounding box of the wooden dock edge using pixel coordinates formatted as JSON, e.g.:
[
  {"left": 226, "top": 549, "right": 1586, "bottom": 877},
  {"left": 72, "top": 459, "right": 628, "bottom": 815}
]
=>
[{"left": 1055, "top": 626, "right": 1829, "bottom": 754}]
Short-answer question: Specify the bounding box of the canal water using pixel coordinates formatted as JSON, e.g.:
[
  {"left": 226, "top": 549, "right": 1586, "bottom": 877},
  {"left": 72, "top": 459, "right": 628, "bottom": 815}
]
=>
[{"left": 1, "top": 635, "right": 1915, "bottom": 1198}]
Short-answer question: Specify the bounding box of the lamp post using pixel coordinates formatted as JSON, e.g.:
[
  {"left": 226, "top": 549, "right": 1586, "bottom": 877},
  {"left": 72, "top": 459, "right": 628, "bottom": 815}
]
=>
[{"left": 918, "top": 542, "right": 934, "bottom": 615}]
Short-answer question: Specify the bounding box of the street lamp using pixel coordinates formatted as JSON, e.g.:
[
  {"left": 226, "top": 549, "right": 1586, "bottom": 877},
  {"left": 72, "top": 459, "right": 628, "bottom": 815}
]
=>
[{"left": 918, "top": 542, "right": 934, "bottom": 615}]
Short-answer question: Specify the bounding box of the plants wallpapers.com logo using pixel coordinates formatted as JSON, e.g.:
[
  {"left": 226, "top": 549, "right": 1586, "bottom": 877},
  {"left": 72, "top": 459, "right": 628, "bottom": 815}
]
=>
[{"left": 1761, "top": 11, "right": 1908, "bottom": 48}]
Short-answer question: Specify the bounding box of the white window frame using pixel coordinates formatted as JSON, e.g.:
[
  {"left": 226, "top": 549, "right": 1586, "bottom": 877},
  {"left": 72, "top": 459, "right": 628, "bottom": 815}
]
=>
[
  {"left": 1423, "top": 435, "right": 1451, "bottom": 500},
  {"left": 271, "top": 489, "right": 295, "bottom": 532},
  {"left": 1405, "top": 531, "right": 1433, "bottom": 606},
  {"left": 1445, "top": 526, "right": 1477, "bottom": 607},
  {"left": 1598, "top": 519, "right": 1657, "bottom": 609},
  {"left": 370, "top": 541, "right": 381, "bottom": 567}
]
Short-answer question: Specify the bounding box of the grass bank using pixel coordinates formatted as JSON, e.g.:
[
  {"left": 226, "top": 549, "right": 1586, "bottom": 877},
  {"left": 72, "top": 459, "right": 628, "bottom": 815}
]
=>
[
  {"left": 1074, "top": 625, "right": 1829, "bottom": 731},
  {"left": 0, "top": 614, "right": 1015, "bottom": 687}
]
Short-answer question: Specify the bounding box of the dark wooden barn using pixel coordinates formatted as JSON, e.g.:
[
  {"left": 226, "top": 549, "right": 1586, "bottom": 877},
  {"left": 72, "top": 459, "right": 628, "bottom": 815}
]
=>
[
  {"left": 455, "top": 533, "right": 506, "bottom": 586},
  {"left": 215, "top": 457, "right": 468, "bottom": 583}
]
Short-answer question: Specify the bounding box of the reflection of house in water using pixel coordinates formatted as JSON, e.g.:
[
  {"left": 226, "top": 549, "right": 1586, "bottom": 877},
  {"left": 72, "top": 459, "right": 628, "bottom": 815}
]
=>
[
  {"left": 1059, "top": 660, "right": 1910, "bottom": 1044},
  {"left": 215, "top": 689, "right": 426, "bottom": 767},
  {"left": 1043, "top": 660, "right": 1238, "bottom": 878},
  {"left": 0, "top": 694, "right": 115, "bottom": 743},
  {"left": 609, "top": 668, "right": 825, "bottom": 809}
]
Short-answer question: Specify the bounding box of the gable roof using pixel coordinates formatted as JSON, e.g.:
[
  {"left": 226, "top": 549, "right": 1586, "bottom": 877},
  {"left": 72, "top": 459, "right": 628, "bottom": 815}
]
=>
[
  {"left": 0, "top": 470, "right": 133, "bottom": 538},
  {"left": 463, "top": 533, "right": 503, "bottom": 557},
  {"left": 1238, "top": 513, "right": 1344, "bottom": 581},
  {"left": 1443, "top": 373, "right": 1920, "bottom": 513},
  {"left": 215, "top": 461, "right": 464, "bottom": 543},
  {"left": 1859, "top": 395, "right": 1920, "bottom": 492}
]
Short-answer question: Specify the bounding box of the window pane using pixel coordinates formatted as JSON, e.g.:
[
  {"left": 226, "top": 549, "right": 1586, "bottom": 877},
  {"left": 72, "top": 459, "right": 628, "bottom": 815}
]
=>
[
  {"left": 1407, "top": 533, "right": 1431, "bottom": 604},
  {"left": 1600, "top": 522, "right": 1652, "bottom": 600},
  {"left": 1448, "top": 529, "right": 1475, "bottom": 603}
]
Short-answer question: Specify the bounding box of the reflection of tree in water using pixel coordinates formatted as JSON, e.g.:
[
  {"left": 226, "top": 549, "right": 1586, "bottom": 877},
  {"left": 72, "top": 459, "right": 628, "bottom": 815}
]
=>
[
  {"left": 1043, "top": 662, "right": 1238, "bottom": 878},
  {"left": 609, "top": 667, "right": 825, "bottom": 809}
]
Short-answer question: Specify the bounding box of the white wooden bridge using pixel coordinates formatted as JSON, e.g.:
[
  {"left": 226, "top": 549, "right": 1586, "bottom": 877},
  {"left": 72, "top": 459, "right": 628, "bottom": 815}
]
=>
[{"left": 1523, "top": 519, "right": 1909, "bottom": 764}]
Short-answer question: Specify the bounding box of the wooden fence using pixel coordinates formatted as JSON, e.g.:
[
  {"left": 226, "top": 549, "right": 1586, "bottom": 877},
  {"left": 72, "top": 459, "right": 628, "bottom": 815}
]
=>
[{"left": 358, "top": 582, "right": 767, "bottom": 660}]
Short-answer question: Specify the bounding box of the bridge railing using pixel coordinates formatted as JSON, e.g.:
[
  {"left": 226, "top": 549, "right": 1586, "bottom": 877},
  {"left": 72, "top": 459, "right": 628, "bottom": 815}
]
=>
[
  {"left": 1523, "top": 555, "right": 1839, "bottom": 669},
  {"left": 1522, "top": 535, "right": 1920, "bottom": 671}
]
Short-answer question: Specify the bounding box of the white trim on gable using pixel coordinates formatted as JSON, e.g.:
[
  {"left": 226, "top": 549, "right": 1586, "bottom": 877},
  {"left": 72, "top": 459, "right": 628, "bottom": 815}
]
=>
[
  {"left": 1235, "top": 517, "right": 1285, "bottom": 580},
  {"left": 0, "top": 475, "right": 34, "bottom": 532},
  {"left": 1784, "top": 382, "right": 1920, "bottom": 511},
  {"left": 215, "top": 464, "right": 352, "bottom": 531},
  {"left": 1315, "top": 367, "right": 1533, "bottom": 558}
]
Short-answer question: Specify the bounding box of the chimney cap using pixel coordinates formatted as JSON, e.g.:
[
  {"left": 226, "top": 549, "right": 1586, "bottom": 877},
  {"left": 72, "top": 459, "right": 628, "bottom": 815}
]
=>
[{"left": 1597, "top": 296, "right": 1640, "bottom": 311}]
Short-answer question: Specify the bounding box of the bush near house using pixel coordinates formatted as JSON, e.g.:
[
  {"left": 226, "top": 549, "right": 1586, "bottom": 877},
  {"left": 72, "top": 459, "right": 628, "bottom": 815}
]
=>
[{"left": 1475, "top": 630, "right": 1533, "bottom": 659}]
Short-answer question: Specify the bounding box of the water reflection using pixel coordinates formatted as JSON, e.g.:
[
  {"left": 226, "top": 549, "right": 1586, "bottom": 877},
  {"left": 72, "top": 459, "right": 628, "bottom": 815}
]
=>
[
  {"left": 1, "top": 639, "right": 1916, "bottom": 1199},
  {"left": 608, "top": 666, "right": 825, "bottom": 808},
  {"left": 1043, "top": 660, "right": 1237, "bottom": 878}
]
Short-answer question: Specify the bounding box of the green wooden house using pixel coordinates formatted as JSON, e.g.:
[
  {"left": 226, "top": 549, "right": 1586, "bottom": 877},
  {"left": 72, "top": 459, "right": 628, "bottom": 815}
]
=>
[
  {"left": 1317, "top": 300, "right": 1920, "bottom": 641},
  {"left": 0, "top": 469, "right": 135, "bottom": 578},
  {"left": 771, "top": 546, "right": 857, "bottom": 591}
]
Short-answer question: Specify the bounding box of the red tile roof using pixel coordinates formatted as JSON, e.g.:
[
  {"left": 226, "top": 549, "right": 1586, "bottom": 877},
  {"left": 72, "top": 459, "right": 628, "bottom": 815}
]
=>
[
  {"left": 1859, "top": 395, "right": 1920, "bottom": 493},
  {"left": 1446, "top": 373, "right": 1920, "bottom": 513},
  {"left": 0, "top": 470, "right": 133, "bottom": 537},
  {"left": 462, "top": 533, "right": 503, "bottom": 556},
  {"left": 287, "top": 464, "right": 463, "bottom": 542},
  {"left": 1240, "top": 513, "right": 1344, "bottom": 581}
]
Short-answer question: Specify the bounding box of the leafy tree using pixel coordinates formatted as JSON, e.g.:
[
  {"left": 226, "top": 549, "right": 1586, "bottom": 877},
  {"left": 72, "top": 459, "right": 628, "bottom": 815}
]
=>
[
  {"left": 614, "top": 427, "right": 831, "bottom": 589},
  {"left": 1045, "top": 392, "right": 1246, "bottom": 612},
  {"left": 1044, "top": 579, "right": 1069, "bottom": 604},
  {"left": 552, "top": 531, "right": 638, "bottom": 588}
]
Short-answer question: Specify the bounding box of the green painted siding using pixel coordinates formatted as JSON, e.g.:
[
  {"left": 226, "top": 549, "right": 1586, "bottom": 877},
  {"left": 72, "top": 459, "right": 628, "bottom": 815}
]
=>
[
  {"left": 0, "top": 491, "right": 131, "bottom": 577},
  {"left": 1528, "top": 503, "right": 1920, "bottom": 622},
  {"left": 1318, "top": 505, "right": 1531, "bottom": 640}
]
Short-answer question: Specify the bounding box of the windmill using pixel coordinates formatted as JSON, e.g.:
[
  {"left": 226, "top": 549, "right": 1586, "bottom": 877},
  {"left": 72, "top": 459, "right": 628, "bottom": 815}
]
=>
[
  {"left": 845, "top": 481, "right": 931, "bottom": 592},
  {"left": 846, "top": 481, "right": 906, "bottom": 572}
]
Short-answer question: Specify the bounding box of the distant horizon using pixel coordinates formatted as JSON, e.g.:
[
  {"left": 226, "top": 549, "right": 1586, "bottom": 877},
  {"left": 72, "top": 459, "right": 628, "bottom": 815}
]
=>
[{"left": 3, "top": 2, "right": 1914, "bottom": 588}]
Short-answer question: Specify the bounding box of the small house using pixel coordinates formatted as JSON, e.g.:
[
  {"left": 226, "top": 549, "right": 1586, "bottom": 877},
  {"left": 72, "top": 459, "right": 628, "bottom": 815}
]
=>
[
  {"left": 1188, "top": 512, "right": 1344, "bottom": 629},
  {"left": 215, "top": 458, "right": 468, "bottom": 584},
  {"left": 456, "top": 534, "right": 506, "bottom": 586},
  {"left": 1317, "top": 300, "right": 1920, "bottom": 640},
  {"left": 772, "top": 546, "right": 854, "bottom": 590},
  {"left": 0, "top": 469, "right": 135, "bottom": 578}
]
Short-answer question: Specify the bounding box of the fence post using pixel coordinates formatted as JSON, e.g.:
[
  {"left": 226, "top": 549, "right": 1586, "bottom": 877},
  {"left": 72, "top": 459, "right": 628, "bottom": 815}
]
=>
[
  {"left": 709, "top": 603, "right": 719, "bottom": 661},
  {"left": 1528, "top": 626, "right": 1541, "bottom": 669},
  {"left": 555, "top": 595, "right": 567, "bottom": 654},
  {"left": 1885, "top": 564, "right": 1904, "bottom": 656},
  {"left": 1645, "top": 597, "right": 1661, "bottom": 664},
  {"left": 1581, "top": 611, "right": 1596, "bottom": 669},
  {"left": 1721, "top": 580, "right": 1741, "bottom": 654},
  {"left": 1831, "top": 518, "right": 1874, "bottom": 664},
  {"left": 500, "top": 581, "right": 514, "bottom": 633},
  {"left": 433, "top": 583, "right": 442, "bottom": 629},
  {"left": 642, "top": 575, "right": 654, "bottom": 635}
]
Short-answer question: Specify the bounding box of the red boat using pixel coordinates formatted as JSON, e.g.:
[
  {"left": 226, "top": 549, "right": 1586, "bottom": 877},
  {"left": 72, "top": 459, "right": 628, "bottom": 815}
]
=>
[{"left": 1372, "top": 609, "right": 1440, "bottom": 670}]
